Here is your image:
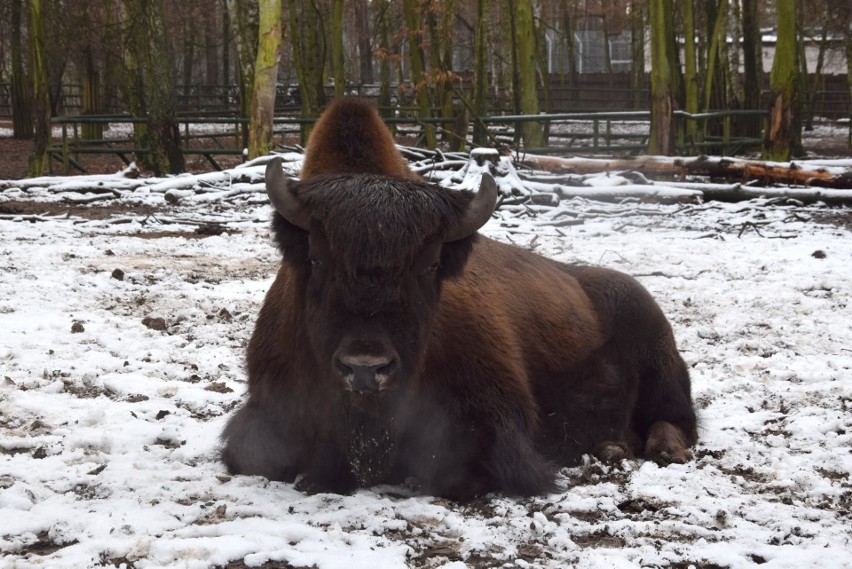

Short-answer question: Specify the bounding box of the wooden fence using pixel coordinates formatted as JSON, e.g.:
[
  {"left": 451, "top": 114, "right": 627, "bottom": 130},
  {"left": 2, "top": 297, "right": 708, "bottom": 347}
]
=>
[
  {"left": 47, "top": 109, "right": 766, "bottom": 174},
  {"left": 2, "top": 73, "right": 848, "bottom": 121}
]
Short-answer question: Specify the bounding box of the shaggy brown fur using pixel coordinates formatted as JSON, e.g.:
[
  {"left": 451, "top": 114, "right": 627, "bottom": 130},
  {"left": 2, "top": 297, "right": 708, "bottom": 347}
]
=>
[
  {"left": 300, "top": 99, "right": 417, "bottom": 180},
  {"left": 221, "top": 98, "right": 697, "bottom": 500}
]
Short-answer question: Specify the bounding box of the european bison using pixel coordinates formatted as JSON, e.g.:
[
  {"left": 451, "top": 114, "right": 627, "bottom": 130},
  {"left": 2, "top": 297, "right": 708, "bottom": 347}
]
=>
[{"left": 221, "top": 99, "right": 697, "bottom": 500}]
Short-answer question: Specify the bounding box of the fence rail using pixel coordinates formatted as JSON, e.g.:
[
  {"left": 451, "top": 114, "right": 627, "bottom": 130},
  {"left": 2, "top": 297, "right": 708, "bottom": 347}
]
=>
[{"left": 46, "top": 109, "right": 770, "bottom": 174}]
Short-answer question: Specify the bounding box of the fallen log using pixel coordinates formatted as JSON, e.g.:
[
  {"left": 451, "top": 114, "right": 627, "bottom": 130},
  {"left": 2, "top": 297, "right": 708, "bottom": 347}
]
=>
[
  {"left": 697, "top": 184, "right": 852, "bottom": 205},
  {"left": 521, "top": 154, "right": 852, "bottom": 190}
]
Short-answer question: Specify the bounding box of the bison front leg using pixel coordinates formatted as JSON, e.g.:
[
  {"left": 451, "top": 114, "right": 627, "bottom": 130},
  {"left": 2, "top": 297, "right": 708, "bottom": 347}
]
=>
[
  {"left": 220, "top": 403, "right": 298, "bottom": 482},
  {"left": 401, "top": 387, "right": 556, "bottom": 500},
  {"left": 487, "top": 421, "right": 558, "bottom": 496}
]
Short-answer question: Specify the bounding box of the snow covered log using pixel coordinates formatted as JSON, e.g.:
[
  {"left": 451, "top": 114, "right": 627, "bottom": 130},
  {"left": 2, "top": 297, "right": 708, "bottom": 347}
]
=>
[{"left": 521, "top": 154, "right": 852, "bottom": 190}]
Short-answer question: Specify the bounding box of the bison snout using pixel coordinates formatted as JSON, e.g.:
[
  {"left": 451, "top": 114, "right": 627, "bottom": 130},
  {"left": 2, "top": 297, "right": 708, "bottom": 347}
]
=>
[{"left": 336, "top": 353, "right": 396, "bottom": 393}]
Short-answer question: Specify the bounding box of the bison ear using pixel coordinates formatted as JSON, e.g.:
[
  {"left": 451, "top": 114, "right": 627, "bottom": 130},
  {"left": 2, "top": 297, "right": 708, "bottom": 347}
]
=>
[
  {"left": 444, "top": 172, "right": 498, "bottom": 242},
  {"left": 266, "top": 156, "right": 311, "bottom": 230}
]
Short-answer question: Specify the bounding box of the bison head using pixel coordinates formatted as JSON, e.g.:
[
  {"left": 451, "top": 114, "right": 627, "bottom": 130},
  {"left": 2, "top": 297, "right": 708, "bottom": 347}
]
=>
[{"left": 265, "top": 157, "right": 497, "bottom": 395}]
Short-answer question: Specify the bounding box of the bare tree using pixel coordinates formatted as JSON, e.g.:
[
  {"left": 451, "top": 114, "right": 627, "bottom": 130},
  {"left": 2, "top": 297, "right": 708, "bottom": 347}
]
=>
[
  {"left": 374, "top": 0, "right": 398, "bottom": 127},
  {"left": 204, "top": 5, "right": 221, "bottom": 86},
  {"left": 228, "top": 0, "right": 258, "bottom": 146},
  {"left": 515, "top": 0, "right": 543, "bottom": 148},
  {"left": 764, "top": 0, "right": 801, "bottom": 161},
  {"left": 741, "top": 0, "right": 763, "bottom": 136},
  {"left": 629, "top": 2, "right": 645, "bottom": 109},
  {"left": 472, "top": 0, "right": 489, "bottom": 145},
  {"left": 682, "top": 0, "right": 699, "bottom": 144},
  {"left": 402, "top": 0, "right": 435, "bottom": 147},
  {"left": 353, "top": 0, "right": 373, "bottom": 84},
  {"left": 10, "top": 0, "right": 32, "bottom": 139},
  {"left": 248, "top": 0, "right": 281, "bottom": 159},
  {"left": 331, "top": 0, "right": 344, "bottom": 98},
  {"left": 28, "top": 0, "right": 50, "bottom": 175},
  {"left": 648, "top": 0, "right": 675, "bottom": 155},
  {"left": 287, "top": 0, "right": 326, "bottom": 142},
  {"left": 122, "top": 0, "right": 184, "bottom": 175},
  {"left": 846, "top": 4, "right": 852, "bottom": 147}
]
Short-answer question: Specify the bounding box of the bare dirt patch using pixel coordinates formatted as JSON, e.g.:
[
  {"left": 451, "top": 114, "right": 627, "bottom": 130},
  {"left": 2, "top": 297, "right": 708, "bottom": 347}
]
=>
[{"left": 0, "top": 123, "right": 247, "bottom": 180}]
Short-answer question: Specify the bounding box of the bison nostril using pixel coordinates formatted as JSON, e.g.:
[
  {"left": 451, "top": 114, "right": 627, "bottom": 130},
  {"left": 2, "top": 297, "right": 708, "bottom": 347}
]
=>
[
  {"left": 377, "top": 361, "right": 395, "bottom": 376},
  {"left": 336, "top": 355, "right": 394, "bottom": 393}
]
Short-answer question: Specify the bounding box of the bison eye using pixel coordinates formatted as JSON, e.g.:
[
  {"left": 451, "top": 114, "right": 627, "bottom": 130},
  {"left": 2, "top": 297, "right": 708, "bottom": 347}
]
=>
[
  {"left": 308, "top": 256, "right": 323, "bottom": 267},
  {"left": 423, "top": 261, "right": 440, "bottom": 274}
]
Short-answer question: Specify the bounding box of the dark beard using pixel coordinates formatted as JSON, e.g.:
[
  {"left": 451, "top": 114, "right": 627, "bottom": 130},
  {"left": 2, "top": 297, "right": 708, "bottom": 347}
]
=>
[{"left": 337, "top": 392, "right": 398, "bottom": 487}]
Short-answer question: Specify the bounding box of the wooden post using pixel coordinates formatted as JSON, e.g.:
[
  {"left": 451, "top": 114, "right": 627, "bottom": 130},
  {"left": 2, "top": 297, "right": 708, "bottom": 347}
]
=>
[
  {"left": 723, "top": 114, "right": 731, "bottom": 156},
  {"left": 62, "top": 122, "right": 69, "bottom": 174}
]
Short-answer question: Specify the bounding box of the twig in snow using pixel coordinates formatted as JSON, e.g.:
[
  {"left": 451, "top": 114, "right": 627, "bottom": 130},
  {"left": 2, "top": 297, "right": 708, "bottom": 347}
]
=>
[
  {"left": 0, "top": 213, "right": 63, "bottom": 222},
  {"left": 62, "top": 193, "right": 120, "bottom": 204},
  {"left": 632, "top": 271, "right": 698, "bottom": 280},
  {"left": 543, "top": 218, "right": 584, "bottom": 228},
  {"left": 738, "top": 221, "right": 765, "bottom": 238}
]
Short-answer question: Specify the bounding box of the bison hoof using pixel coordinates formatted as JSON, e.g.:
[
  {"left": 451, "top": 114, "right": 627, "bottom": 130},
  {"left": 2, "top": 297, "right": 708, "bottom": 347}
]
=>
[
  {"left": 645, "top": 421, "right": 690, "bottom": 465},
  {"left": 594, "top": 441, "right": 632, "bottom": 464}
]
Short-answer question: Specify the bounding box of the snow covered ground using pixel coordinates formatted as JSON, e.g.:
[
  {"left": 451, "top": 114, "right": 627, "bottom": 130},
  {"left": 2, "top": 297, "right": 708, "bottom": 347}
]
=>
[{"left": 1, "top": 158, "right": 850, "bottom": 568}]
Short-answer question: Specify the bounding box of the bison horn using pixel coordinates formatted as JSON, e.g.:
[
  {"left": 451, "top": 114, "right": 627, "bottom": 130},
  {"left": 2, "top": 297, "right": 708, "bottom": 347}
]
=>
[
  {"left": 444, "top": 172, "right": 499, "bottom": 242},
  {"left": 265, "top": 156, "right": 311, "bottom": 230}
]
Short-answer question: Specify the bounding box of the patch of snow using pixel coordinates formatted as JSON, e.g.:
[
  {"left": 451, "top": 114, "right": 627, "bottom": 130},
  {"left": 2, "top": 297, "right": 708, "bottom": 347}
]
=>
[{"left": 0, "top": 158, "right": 850, "bottom": 568}]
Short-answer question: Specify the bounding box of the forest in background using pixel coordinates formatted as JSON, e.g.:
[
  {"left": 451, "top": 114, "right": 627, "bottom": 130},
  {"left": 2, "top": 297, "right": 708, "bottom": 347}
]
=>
[{"left": 1, "top": 0, "right": 850, "bottom": 176}]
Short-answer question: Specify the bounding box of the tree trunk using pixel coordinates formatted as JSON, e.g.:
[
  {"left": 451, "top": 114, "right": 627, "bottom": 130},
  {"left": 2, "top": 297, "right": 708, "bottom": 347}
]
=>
[
  {"left": 10, "top": 0, "right": 33, "bottom": 140},
  {"left": 248, "top": 0, "right": 281, "bottom": 159},
  {"left": 81, "top": 49, "right": 103, "bottom": 141},
  {"left": 504, "top": 0, "right": 521, "bottom": 124},
  {"left": 846, "top": 7, "right": 852, "bottom": 147},
  {"left": 441, "top": 0, "right": 456, "bottom": 130},
  {"left": 562, "top": 1, "right": 579, "bottom": 107},
  {"left": 533, "top": 0, "right": 551, "bottom": 120},
  {"left": 515, "top": 0, "right": 543, "bottom": 148},
  {"left": 42, "top": 5, "right": 66, "bottom": 117},
  {"left": 727, "top": 0, "right": 741, "bottom": 107},
  {"left": 123, "top": 0, "right": 184, "bottom": 175},
  {"left": 472, "top": 0, "right": 489, "bottom": 146},
  {"left": 205, "top": 7, "right": 220, "bottom": 87},
  {"left": 144, "top": 0, "right": 184, "bottom": 175},
  {"left": 648, "top": 0, "right": 675, "bottom": 155},
  {"left": 28, "top": 0, "right": 51, "bottom": 176},
  {"left": 805, "top": 22, "right": 830, "bottom": 131},
  {"left": 228, "top": 0, "right": 258, "bottom": 147},
  {"left": 764, "top": 0, "right": 800, "bottom": 161},
  {"left": 741, "top": 0, "right": 762, "bottom": 137},
  {"left": 629, "top": 2, "right": 645, "bottom": 110},
  {"left": 122, "top": 0, "right": 148, "bottom": 156},
  {"left": 353, "top": 0, "right": 373, "bottom": 84},
  {"left": 682, "top": 0, "right": 699, "bottom": 145},
  {"left": 182, "top": 19, "right": 196, "bottom": 88},
  {"left": 426, "top": 0, "right": 455, "bottom": 145},
  {"left": 402, "top": 0, "right": 435, "bottom": 148},
  {"left": 331, "top": 0, "right": 345, "bottom": 98},
  {"left": 376, "top": 0, "right": 394, "bottom": 124},
  {"left": 222, "top": 0, "right": 231, "bottom": 91},
  {"left": 702, "top": 0, "right": 729, "bottom": 112},
  {"left": 795, "top": 3, "right": 809, "bottom": 130},
  {"left": 101, "top": 0, "right": 122, "bottom": 114},
  {"left": 287, "top": 0, "right": 326, "bottom": 143}
]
